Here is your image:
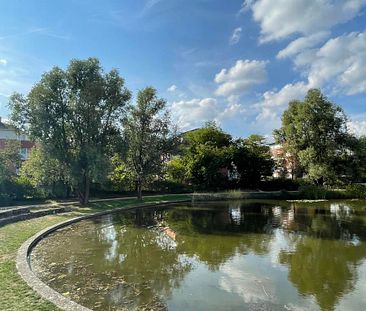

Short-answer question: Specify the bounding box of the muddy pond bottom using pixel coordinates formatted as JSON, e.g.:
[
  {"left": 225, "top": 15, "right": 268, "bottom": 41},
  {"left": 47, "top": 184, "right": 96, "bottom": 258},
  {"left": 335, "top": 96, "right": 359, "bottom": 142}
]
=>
[{"left": 31, "top": 200, "right": 366, "bottom": 310}]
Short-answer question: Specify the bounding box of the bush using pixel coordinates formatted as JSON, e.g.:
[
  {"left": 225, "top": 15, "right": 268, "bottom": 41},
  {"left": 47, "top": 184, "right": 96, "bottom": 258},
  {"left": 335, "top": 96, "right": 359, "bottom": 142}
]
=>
[
  {"left": 0, "top": 176, "right": 47, "bottom": 205},
  {"left": 298, "top": 184, "right": 350, "bottom": 200},
  {"left": 259, "top": 179, "right": 300, "bottom": 191},
  {"left": 345, "top": 184, "right": 366, "bottom": 199}
]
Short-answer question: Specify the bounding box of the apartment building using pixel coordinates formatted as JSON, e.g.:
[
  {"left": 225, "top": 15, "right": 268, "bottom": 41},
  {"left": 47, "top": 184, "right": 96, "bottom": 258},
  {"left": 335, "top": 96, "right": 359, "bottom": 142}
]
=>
[{"left": 0, "top": 117, "right": 34, "bottom": 160}]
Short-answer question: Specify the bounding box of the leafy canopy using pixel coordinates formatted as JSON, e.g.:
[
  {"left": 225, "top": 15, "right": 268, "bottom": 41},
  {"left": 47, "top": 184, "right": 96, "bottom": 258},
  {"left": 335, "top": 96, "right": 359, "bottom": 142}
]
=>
[
  {"left": 9, "top": 57, "right": 131, "bottom": 204},
  {"left": 274, "top": 89, "right": 353, "bottom": 184}
]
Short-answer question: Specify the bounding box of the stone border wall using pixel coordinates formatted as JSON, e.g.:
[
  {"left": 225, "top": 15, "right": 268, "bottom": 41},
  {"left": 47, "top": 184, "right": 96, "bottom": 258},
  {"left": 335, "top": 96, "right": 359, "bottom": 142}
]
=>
[{"left": 16, "top": 200, "right": 191, "bottom": 311}]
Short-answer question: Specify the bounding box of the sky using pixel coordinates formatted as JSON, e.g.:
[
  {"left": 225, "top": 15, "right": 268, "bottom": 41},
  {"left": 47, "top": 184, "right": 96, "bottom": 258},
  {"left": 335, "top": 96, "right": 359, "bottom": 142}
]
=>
[{"left": 0, "top": 0, "right": 365, "bottom": 138}]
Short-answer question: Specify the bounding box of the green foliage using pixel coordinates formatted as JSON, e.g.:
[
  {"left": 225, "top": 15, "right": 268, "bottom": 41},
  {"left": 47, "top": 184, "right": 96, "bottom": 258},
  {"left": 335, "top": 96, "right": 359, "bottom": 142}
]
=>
[
  {"left": 109, "top": 154, "right": 135, "bottom": 191},
  {"left": 174, "top": 122, "right": 233, "bottom": 190},
  {"left": 9, "top": 57, "right": 131, "bottom": 204},
  {"left": 165, "top": 157, "right": 188, "bottom": 185},
  {"left": 166, "top": 124, "right": 274, "bottom": 191},
  {"left": 233, "top": 134, "right": 274, "bottom": 187},
  {"left": 19, "top": 147, "right": 71, "bottom": 198},
  {"left": 274, "top": 89, "right": 354, "bottom": 185},
  {"left": 123, "top": 87, "right": 177, "bottom": 199},
  {"left": 0, "top": 140, "right": 24, "bottom": 202},
  {"left": 345, "top": 184, "right": 366, "bottom": 199},
  {"left": 346, "top": 136, "right": 366, "bottom": 183},
  {"left": 0, "top": 140, "right": 21, "bottom": 183}
]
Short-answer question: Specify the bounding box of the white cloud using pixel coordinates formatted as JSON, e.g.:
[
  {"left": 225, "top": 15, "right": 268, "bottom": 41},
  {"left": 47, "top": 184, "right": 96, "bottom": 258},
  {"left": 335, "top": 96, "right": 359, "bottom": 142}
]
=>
[
  {"left": 167, "top": 84, "right": 177, "bottom": 92},
  {"left": 347, "top": 120, "right": 366, "bottom": 137},
  {"left": 304, "top": 31, "right": 366, "bottom": 95},
  {"left": 0, "top": 59, "right": 7, "bottom": 66},
  {"left": 244, "top": 0, "right": 366, "bottom": 43},
  {"left": 171, "top": 97, "right": 246, "bottom": 131},
  {"left": 252, "top": 32, "right": 366, "bottom": 132},
  {"left": 171, "top": 98, "right": 220, "bottom": 129},
  {"left": 277, "top": 32, "right": 329, "bottom": 59},
  {"left": 229, "top": 27, "right": 242, "bottom": 45},
  {"left": 254, "top": 81, "right": 309, "bottom": 127},
  {"left": 215, "top": 59, "right": 268, "bottom": 96}
]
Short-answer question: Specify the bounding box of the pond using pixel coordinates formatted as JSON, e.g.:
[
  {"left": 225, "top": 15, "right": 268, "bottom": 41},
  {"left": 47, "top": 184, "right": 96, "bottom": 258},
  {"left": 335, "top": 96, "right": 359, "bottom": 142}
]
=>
[{"left": 31, "top": 200, "right": 366, "bottom": 311}]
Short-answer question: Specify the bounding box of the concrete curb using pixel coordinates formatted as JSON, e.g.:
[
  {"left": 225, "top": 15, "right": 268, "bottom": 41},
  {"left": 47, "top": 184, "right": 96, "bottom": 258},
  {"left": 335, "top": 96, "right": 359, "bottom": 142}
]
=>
[{"left": 16, "top": 199, "right": 191, "bottom": 311}]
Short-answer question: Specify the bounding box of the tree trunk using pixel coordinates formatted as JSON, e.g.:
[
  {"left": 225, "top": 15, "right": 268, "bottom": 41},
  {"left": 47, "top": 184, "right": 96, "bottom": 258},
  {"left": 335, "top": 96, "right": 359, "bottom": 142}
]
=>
[
  {"left": 136, "top": 177, "right": 142, "bottom": 201},
  {"left": 78, "top": 172, "right": 90, "bottom": 205}
]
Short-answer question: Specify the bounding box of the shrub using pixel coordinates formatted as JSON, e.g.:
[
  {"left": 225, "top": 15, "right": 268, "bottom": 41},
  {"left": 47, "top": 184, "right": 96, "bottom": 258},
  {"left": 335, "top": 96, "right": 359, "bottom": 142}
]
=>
[
  {"left": 259, "top": 179, "right": 300, "bottom": 191},
  {"left": 345, "top": 184, "right": 366, "bottom": 199}
]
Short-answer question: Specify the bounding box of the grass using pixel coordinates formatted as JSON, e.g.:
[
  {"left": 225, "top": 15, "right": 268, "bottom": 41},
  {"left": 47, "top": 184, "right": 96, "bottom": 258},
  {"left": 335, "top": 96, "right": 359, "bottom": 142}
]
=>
[{"left": 0, "top": 194, "right": 191, "bottom": 311}]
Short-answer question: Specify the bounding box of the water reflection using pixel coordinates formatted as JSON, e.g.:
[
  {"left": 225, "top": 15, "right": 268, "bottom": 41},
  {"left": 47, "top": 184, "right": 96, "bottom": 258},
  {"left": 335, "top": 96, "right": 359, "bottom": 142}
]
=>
[
  {"left": 31, "top": 200, "right": 366, "bottom": 311},
  {"left": 280, "top": 237, "right": 366, "bottom": 311}
]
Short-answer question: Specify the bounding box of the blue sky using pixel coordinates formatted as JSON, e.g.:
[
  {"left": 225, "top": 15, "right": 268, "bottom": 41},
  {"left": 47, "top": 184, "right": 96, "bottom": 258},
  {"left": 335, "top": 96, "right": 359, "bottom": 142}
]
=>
[{"left": 0, "top": 0, "right": 365, "bottom": 138}]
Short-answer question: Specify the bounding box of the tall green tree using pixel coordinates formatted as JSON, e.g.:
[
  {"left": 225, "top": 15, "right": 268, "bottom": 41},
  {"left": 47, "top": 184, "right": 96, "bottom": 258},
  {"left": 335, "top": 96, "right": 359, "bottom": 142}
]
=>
[
  {"left": 233, "top": 135, "right": 273, "bottom": 187},
  {"left": 123, "top": 87, "right": 176, "bottom": 199},
  {"left": 9, "top": 58, "right": 131, "bottom": 204},
  {"left": 169, "top": 122, "right": 233, "bottom": 190},
  {"left": 274, "top": 89, "right": 353, "bottom": 185}
]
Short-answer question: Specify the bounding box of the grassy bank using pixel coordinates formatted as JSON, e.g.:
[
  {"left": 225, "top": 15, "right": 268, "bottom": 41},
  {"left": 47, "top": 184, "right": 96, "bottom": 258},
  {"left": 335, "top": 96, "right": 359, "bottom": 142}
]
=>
[
  {"left": 192, "top": 187, "right": 366, "bottom": 202},
  {"left": 0, "top": 194, "right": 191, "bottom": 311}
]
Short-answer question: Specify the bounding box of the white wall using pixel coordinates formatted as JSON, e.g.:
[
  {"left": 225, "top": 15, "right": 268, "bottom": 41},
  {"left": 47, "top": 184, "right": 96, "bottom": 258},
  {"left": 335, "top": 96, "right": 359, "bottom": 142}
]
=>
[{"left": 0, "top": 129, "right": 29, "bottom": 140}]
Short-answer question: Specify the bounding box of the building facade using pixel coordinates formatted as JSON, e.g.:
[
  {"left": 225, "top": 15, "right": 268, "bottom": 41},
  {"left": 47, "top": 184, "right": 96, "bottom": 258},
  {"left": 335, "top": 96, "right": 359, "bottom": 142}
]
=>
[
  {"left": 270, "top": 144, "right": 298, "bottom": 179},
  {"left": 0, "top": 118, "right": 35, "bottom": 160}
]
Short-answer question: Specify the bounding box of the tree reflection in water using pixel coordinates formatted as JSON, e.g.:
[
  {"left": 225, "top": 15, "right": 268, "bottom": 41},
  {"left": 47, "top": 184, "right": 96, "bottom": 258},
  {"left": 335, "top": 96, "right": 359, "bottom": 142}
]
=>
[{"left": 31, "top": 200, "right": 366, "bottom": 311}]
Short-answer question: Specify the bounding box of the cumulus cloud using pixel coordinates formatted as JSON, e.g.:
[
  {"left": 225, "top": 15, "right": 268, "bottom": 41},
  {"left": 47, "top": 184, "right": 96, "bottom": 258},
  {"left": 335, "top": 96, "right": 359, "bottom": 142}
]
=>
[
  {"left": 167, "top": 84, "right": 177, "bottom": 92},
  {"left": 253, "top": 31, "right": 366, "bottom": 130},
  {"left": 171, "top": 97, "right": 246, "bottom": 130},
  {"left": 0, "top": 59, "right": 7, "bottom": 66},
  {"left": 244, "top": 0, "right": 366, "bottom": 43},
  {"left": 277, "top": 32, "right": 329, "bottom": 59},
  {"left": 229, "top": 27, "right": 242, "bottom": 45},
  {"left": 171, "top": 98, "right": 220, "bottom": 129},
  {"left": 254, "top": 81, "right": 309, "bottom": 128},
  {"left": 304, "top": 31, "right": 366, "bottom": 95},
  {"left": 215, "top": 59, "right": 268, "bottom": 96},
  {"left": 347, "top": 120, "right": 366, "bottom": 137}
]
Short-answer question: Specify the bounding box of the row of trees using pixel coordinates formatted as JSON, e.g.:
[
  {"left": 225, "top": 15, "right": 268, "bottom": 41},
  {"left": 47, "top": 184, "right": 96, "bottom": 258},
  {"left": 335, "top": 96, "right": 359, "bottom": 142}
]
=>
[
  {"left": 2, "top": 58, "right": 365, "bottom": 204},
  {"left": 9, "top": 58, "right": 176, "bottom": 204},
  {"left": 166, "top": 123, "right": 273, "bottom": 190}
]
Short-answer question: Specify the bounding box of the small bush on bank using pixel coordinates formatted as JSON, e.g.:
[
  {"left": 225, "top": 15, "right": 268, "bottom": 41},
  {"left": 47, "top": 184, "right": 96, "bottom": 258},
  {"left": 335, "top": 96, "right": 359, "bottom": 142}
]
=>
[
  {"left": 345, "top": 184, "right": 366, "bottom": 199},
  {"left": 298, "top": 184, "right": 350, "bottom": 200},
  {"left": 0, "top": 177, "right": 37, "bottom": 205},
  {"left": 259, "top": 179, "right": 300, "bottom": 191}
]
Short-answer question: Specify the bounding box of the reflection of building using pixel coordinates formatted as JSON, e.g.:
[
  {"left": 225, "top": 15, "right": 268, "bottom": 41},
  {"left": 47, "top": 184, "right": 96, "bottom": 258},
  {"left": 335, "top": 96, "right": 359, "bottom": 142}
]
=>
[{"left": 0, "top": 117, "right": 35, "bottom": 160}]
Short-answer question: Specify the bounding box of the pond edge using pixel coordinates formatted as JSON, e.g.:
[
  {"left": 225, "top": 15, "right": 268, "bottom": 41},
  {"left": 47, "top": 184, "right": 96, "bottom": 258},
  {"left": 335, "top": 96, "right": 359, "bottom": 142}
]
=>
[{"left": 16, "top": 199, "right": 191, "bottom": 311}]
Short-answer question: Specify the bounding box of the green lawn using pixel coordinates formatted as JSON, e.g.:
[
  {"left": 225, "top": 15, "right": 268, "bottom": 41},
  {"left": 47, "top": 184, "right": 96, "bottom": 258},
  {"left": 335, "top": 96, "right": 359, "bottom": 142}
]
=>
[{"left": 0, "top": 194, "right": 191, "bottom": 311}]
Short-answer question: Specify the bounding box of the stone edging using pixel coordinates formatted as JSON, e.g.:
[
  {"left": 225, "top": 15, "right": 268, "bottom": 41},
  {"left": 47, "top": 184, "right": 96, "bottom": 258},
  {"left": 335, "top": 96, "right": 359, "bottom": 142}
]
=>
[{"left": 16, "top": 200, "right": 191, "bottom": 311}]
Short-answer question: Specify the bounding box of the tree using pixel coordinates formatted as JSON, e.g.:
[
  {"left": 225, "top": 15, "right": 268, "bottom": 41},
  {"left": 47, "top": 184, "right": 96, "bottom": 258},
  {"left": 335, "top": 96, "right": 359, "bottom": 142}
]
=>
[
  {"left": 345, "top": 136, "right": 366, "bottom": 183},
  {"left": 168, "top": 122, "right": 233, "bottom": 190},
  {"left": 233, "top": 135, "right": 273, "bottom": 188},
  {"left": 0, "top": 140, "right": 34, "bottom": 201},
  {"left": 0, "top": 140, "right": 21, "bottom": 198},
  {"left": 19, "top": 146, "right": 71, "bottom": 197},
  {"left": 9, "top": 58, "right": 131, "bottom": 204},
  {"left": 123, "top": 87, "right": 176, "bottom": 200},
  {"left": 274, "top": 89, "right": 352, "bottom": 185},
  {"left": 0, "top": 140, "right": 21, "bottom": 182}
]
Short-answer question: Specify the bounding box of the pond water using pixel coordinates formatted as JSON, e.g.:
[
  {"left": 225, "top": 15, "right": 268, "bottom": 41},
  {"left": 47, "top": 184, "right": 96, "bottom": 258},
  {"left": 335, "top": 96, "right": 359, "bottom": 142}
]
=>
[{"left": 31, "top": 200, "right": 366, "bottom": 311}]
